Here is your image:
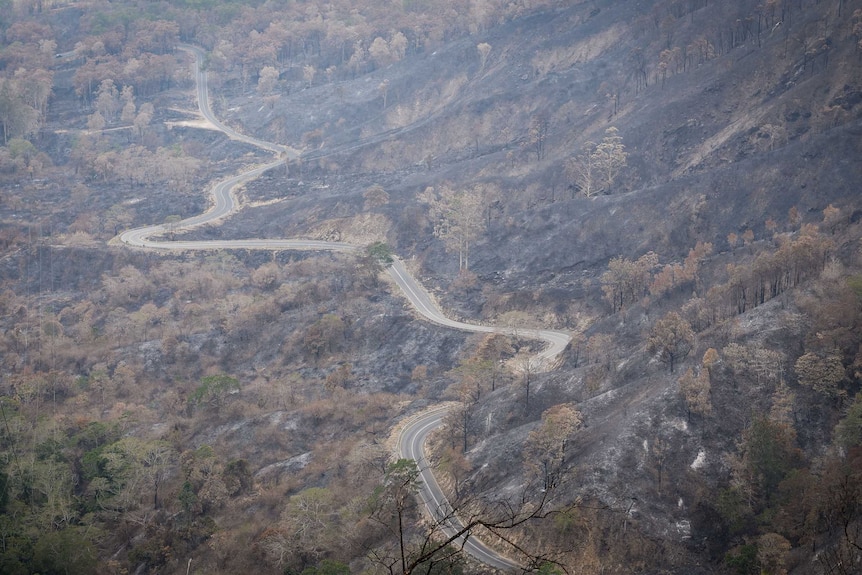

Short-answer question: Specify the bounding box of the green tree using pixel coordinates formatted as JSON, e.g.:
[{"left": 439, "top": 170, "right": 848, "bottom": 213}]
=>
[
  {"left": 222, "top": 459, "right": 253, "bottom": 497},
  {"left": 178, "top": 480, "right": 199, "bottom": 515},
  {"left": 716, "top": 488, "right": 754, "bottom": 536},
  {"left": 189, "top": 374, "right": 241, "bottom": 414},
  {"left": 536, "top": 563, "right": 564, "bottom": 575},
  {"left": 94, "top": 79, "right": 119, "bottom": 123},
  {"left": 301, "top": 559, "right": 350, "bottom": 575},
  {"left": 769, "top": 383, "right": 796, "bottom": 426},
  {"left": 179, "top": 445, "right": 228, "bottom": 514},
  {"left": 31, "top": 526, "right": 97, "bottom": 575},
  {"left": 103, "top": 437, "right": 176, "bottom": 511},
  {"left": 369, "top": 37, "right": 392, "bottom": 68},
  {"left": 14, "top": 66, "right": 52, "bottom": 122},
  {"left": 120, "top": 85, "right": 136, "bottom": 123},
  {"left": 834, "top": 393, "right": 862, "bottom": 449},
  {"left": 6, "top": 138, "right": 36, "bottom": 163},
  {"left": 367, "top": 241, "right": 394, "bottom": 265},
  {"left": 283, "top": 487, "right": 336, "bottom": 562},
  {"left": 133, "top": 102, "right": 154, "bottom": 142},
  {"left": 140, "top": 440, "right": 177, "bottom": 509},
  {"left": 724, "top": 543, "right": 758, "bottom": 575},
  {"left": 451, "top": 356, "right": 494, "bottom": 403},
  {"left": 0, "top": 464, "right": 8, "bottom": 514},
  {"left": 475, "top": 334, "right": 513, "bottom": 391},
  {"left": 730, "top": 416, "right": 802, "bottom": 511}
]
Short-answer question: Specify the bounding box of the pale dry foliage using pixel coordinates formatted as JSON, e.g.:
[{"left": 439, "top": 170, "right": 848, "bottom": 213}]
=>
[
  {"left": 524, "top": 403, "right": 583, "bottom": 489},
  {"left": 531, "top": 23, "right": 626, "bottom": 75},
  {"left": 678, "top": 367, "right": 712, "bottom": 419},
  {"left": 308, "top": 213, "right": 391, "bottom": 244}
]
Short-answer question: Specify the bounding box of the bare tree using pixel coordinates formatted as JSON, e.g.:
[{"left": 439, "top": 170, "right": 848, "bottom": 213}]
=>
[
  {"left": 95, "top": 79, "right": 119, "bottom": 124},
  {"left": 419, "top": 185, "right": 487, "bottom": 271},
  {"left": 120, "top": 85, "right": 136, "bottom": 124},
  {"left": 593, "top": 127, "right": 628, "bottom": 191},
  {"left": 565, "top": 142, "right": 598, "bottom": 198},
  {"left": 517, "top": 349, "right": 534, "bottom": 413},
  {"left": 600, "top": 252, "right": 658, "bottom": 312},
  {"left": 378, "top": 79, "right": 390, "bottom": 109},
  {"left": 566, "top": 127, "right": 627, "bottom": 197},
  {"left": 133, "top": 103, "right": 154, "bottom": 142},
  {"left": 302, "top": 64, "right": 317, "bottom": 88},
  {"left": 528, "top": 113, "right": 549, "bottom": 161},
  {"left": 366, "top": 458, "right": 568, "bottom": 575},
  {"left": 443, "top": 380, "right": 478, "bottom": 453},
  {"left": 477, "top": 42, "right": 491, "bottom": 70}
]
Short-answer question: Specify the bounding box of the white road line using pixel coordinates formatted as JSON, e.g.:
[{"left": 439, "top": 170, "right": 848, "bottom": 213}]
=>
[{"left": 117, "top": 44, "right": 569, "bottom": 572}]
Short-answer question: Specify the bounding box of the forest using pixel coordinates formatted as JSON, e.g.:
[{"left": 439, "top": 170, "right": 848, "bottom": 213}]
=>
[{"left": 0, "top": 0, "right": 861, "bottom": 574}]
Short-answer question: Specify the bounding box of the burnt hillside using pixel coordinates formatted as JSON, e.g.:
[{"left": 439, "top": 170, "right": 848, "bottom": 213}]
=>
[
  {"left": 0, "top": 0, "right": 860, "bottom": 573},
  {"left": 202, "top": 1, "right": 862, "bottom": 572}
]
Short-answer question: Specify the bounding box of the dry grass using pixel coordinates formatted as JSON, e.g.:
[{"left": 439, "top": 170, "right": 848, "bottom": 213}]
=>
[{"left": 531, "top": 23, "right": 627, "bottom": 75}]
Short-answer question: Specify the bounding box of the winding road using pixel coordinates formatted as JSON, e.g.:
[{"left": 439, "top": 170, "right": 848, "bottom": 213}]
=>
[
  {"left": 398, "top": 406, "right": 522, "bottom": 571},
  {"left": 118, "top": 45, "right": 571, "bottom": 571}
]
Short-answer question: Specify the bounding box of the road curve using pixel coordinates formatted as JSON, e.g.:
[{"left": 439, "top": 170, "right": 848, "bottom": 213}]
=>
[
  {"left": 117, "top": 45, "right": 571, "bottom": 570},
  {"left": 183, "top": 45, "right": 292, "bottom": 157},
  {"left": 388, "top": 257, "right": 569, "bottom": 370},
  {"left": 398, "top": 407, "right": 521, "bottom": 571}
]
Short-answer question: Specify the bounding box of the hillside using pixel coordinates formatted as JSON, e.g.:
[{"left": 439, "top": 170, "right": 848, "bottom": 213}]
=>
[{"left": 0, "top": 0, "right": 861, "bottom": 574}]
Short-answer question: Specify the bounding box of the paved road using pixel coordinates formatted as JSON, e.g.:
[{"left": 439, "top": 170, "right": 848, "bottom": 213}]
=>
[
  {"left": 398, "top": 406, "right": 521, "bottom": 571},
  {"left": 120, "top": 46, "right": 347, "bottom": 252},
  {"left": 117, "top": 45, "right": 572, "bottom": 570},
  {"left": 388, "top": 257, "right": 569, "bottom": 371},
  {"left": 183, "top": 45, "right": 293, "bottom": 157}
]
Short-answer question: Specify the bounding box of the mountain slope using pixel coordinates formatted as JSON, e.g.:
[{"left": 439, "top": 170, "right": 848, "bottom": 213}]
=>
[
  {"left": 203, "top": 1, "right": 862, "bottom": 572},
  {"left": 1, "top": 0, "right": 860, "bottom": 573}
]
